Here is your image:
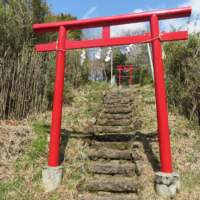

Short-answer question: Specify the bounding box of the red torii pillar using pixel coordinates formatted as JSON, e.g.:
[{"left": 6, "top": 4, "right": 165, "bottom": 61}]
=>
[
  {"left": 117, "top": 65, "right": 134, "bottom": 85},
  {"left": 33, "top": 7, "right": 191, "bottom": 175}
]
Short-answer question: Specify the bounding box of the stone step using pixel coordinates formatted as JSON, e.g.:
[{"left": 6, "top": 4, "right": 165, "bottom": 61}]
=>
[
  {"left": 88, "top": 164, "right": 135, "bottom": 177},
  {"left": 104, "top": 104, "right": 130, "bottom": 109},
  {"left": 97, "top": 119, "right": 130, "bottom": 126},
  {"left": 95, "top": 126, "right": 133, "bottom": 133},
  {"left": 81, "top": 197, "right": 136, "bottom": 200},
  {"left": 88, "top": 150, "right": 132, "bottom": 160},
  {"left": 91, "top": 141, "right": 132, "bottom": 150},
  {"left": 83, "top": 134, "right": 134, "bottom": 144},
  {"left": 107, "top": 92, "right": 132, "bottom": 99},
  {"left": 86, "top": 179, "right": 136, "bottom": 192},
  {"left": 105, "top": 97, "right": 130, "bottom": 104},
  {"left": 99, "top": 113, "right": 133, "bottom": 120},
  {"left": 94, "top": 134, "right": 134, "bottom": 142},
  {"left": 103, "top": 108, "right": 131, "bottom": 114}
]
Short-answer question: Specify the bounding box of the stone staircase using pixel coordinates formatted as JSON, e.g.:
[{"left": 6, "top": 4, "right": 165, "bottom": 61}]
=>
[{"left": 77, "top": 86, "right": 146, "bottom": 200}]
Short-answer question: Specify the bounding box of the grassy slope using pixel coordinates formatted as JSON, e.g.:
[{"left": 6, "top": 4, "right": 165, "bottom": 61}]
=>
[
  {"left": 133, "top": 84, "right": 200, "bottom": 199},
  {"left": 0, "top": 81, "right": 109, "bottom": 200},
  {"left": 0, "top": 83, "right": 200, "bottom": 199}
]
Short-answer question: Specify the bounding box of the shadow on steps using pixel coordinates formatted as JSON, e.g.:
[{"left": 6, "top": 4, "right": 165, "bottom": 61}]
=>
[
  {"left": 134, "top": 131, "right": 160, "bottom": 172},
  {"left": 81, "top": 131, "right": 161, "bottom": 172}
]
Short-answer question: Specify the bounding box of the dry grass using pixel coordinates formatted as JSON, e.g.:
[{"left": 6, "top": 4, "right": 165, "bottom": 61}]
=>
[{"left": 0, "top": 120, "right": 35, "bottom": 182}]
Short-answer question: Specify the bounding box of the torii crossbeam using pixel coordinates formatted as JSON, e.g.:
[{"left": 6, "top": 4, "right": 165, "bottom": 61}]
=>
[
  {"left": 117, "top": 65, "right": 134, "bottom": 85},
  {"left": 33, "top": 7, "right": 191, "bottom": 174}
]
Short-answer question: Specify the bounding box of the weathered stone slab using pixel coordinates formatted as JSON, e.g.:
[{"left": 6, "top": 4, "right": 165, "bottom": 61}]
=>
[
  {"left": 86, "top": 179, "right": 136, "bottom": 192},
  {"left": 105, "top": 104, "right": 130, "bottom": 109},
  {"left": 105, "top": 97, "right": 130, "bottom": 104},
  {"left": 94, "top": 134, "right": 134, "bottom": 142},
  {"left": 94, "top": 104, "right": 101, "bottom": 112},
  {"left": 77, "top": 164, "right": 86, "bottom": 173},
  {"left": 130, "top": 96, "right": 134, "bottom": 102},
  {"left": 107, "top": 93, "right": 131, "bottom": 99},
  {"left": 133, "top": 120, "right": 143, "bottom": 130},
  {"left": 133, "top": 142, "right": 142, "bottom": 150},
  {"left": 88, "top": 150, "right": 132, "bottom": 160},
  {"left": 42, "top": 166, "right": 63, "bottom": 192},
  {"left": 138, "top": 196, "right": 147, "bottom": 200},
  {"left": 95, "top": 126, "right": 133, "bottom": 133},
  {"left": 155, "top": 172, "right": 181, "bottom": 198},
  {"left": 99, "top": 113, "right": 133, "bottom": 120},
  {"left": 103, "top": 108, "right": 131, "bottom": 114},
  {"left": 135, "top": 161, "right": 144, "bottom": 176},
  {"left": 89, "top": 118, "right": 96, "bottom": 125},
  {"left": 81, "top": 197, "right": 136, "bottom": 200},
  {"left": 132, "top": 149, "right": 142, "bottom": 162},
  {"left": 108, "top": 90, "right": 131, "bottom": 97},
  {"left": 91, "top": 141, "right": 132, "bottom": 150},
  {"left": 97, "top": 119, "right": 130, "bottom": 126},
  {"left": 88, "top": 164, "right": 135, "bottom": 177}
]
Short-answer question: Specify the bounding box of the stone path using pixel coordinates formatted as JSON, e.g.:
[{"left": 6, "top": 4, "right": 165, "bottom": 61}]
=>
[{"left": 77, "top": 86, "right": 146, "bottom": 200}]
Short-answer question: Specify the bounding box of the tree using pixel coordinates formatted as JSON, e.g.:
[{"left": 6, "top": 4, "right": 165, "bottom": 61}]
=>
[{"left": 0, "top": 0, "right": 90, "bottom": 119}]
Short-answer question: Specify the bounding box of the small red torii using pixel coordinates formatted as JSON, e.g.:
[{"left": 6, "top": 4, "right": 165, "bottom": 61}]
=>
[{"left": 117, "top": 65, "right": 134, "bottom": 85}]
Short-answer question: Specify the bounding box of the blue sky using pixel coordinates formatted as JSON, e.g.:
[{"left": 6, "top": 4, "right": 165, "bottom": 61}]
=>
[{"left": 46, "top": 0, "right": 200, "bottom": 34}]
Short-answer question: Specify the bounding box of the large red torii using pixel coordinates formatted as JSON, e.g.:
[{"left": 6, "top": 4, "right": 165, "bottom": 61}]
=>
[{"left": 33, "top": 7, "right": 191, "bottom": 174}]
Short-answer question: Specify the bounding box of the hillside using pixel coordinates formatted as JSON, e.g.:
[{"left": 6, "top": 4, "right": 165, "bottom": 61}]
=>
[{"left": 0, "top": 82, "right": 200, "bottom": 199}]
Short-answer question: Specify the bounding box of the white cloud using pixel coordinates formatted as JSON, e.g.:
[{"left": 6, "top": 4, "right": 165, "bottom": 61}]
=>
[
  {"left": 160, "top": 0, "right": 200, "bottom": 33},
  {"left": 178, "top": 0, "right": 200, "bottom": 16},
  {"left": 82, "top": 6, "right": 97, "bottom": 19},
  {"left": 161, "top": 17, "right": 200, "bottom": 33},
  {"left": 133, "top": 8, "right": 144, "bottom": 13}
]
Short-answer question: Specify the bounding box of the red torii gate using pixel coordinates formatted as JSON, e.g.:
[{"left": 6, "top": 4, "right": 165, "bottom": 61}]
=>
[
  {"left": 117, "top": 65, "right": 134, "bottom": 85},
  {"left": 33, "top": 7, "right": 191, "bottom": 173}
]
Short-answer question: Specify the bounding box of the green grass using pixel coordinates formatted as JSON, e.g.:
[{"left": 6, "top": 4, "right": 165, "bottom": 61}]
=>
[
  {"left": 0, "top": 183, "right": 12, "bottom": 199},
  {"left": 32, "top": 122, "right": 50, "bottom": 136},
  {"left": 186, "top": 157, "right": 197, "bottom": 163},
  {"left": 13, "top": 122, "right": 50, "bottom": 173},
  {"left": 67, "top": 184, "right": 75, "bottom": 190},
  {"left": 70, "top": 171, "right": 82, "bottom": 180}
]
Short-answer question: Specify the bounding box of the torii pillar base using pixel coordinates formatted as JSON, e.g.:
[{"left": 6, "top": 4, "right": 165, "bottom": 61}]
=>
[
  {"left": 155, "top": 172, "right": 181, "bottom": 198},
  {"left": 42, "top": 166, "right": 63, "bottom": 192}
]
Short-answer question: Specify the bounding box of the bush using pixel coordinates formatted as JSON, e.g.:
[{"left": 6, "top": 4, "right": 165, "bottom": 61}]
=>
[
  {"left": 139, "top": 67, "right": 153, "bottom": 86},
  {"left": 164, "top": 33, "right": 200, "bottom": 124}
]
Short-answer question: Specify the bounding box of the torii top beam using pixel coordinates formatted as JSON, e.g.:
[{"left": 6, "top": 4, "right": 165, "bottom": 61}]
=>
[{"left": 33, "top": 7, "right": 191, "bottom": 34}]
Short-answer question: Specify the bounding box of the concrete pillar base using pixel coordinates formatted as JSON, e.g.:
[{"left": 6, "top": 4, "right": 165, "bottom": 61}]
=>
[
  {"left": 42, "top": 166, "right": 63, "bottom": 192},
  {"left": 155, "top": 172, "right": 180, "bottom": 198}
]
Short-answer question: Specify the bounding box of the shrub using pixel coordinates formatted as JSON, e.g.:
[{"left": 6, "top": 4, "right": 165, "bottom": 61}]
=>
[{"left": 164, "top": 33, "right": 200, "bottom": 124}]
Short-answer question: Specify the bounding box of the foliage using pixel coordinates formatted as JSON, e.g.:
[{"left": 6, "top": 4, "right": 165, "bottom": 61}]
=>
[
  {"left": 164, "top": 33, "right": 200, "bottom": 123},
  {"left": 139, "top": 67, "right": 153, "bottom": 86},
  {"left": 126, "top": 44, "right": 152, "bottom": 85},
  {"left": 105, "top": 48, "right": 126, "bottom": 83},
  {"left": 45, "top": 13, "right": 82, "bottom": 41},
  {"left": 0, "top": 0, "right": 89, "bottom": 119}
]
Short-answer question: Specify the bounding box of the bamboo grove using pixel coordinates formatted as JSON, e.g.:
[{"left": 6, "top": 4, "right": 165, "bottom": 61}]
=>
[{"left": 0, "top": 0, "right": 89, "bottom": 119}]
